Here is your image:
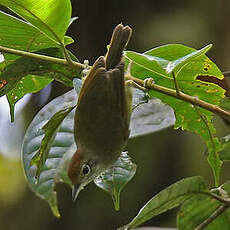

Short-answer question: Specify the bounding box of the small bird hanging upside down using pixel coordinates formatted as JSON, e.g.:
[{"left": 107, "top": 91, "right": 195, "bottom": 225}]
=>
[{"left": 68, "top": 24, "right": 133, "bottom": 200}]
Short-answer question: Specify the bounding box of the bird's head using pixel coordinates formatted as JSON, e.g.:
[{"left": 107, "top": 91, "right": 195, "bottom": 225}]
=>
[{"left": 67, "top": 148, "right": 106, "bottom": 201}]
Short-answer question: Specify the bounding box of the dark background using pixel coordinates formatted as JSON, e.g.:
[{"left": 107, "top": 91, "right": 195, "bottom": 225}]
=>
[{"left": 1, "top": 0, "right": 230, "bottom": 229}]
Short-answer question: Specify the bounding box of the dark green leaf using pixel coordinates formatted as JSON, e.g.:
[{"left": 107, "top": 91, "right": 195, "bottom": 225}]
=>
[
  {"left": 31, "top": 106, "right": 75, "bottom": 181},
  {"left": 126, "top": 44, "right": 225, "bottom": 185},
  {"left": 177, "top": 195, "right": 230, "bottom": 230},
  {"left": 94, "top": 151, "right": 136, "bottom": 211},
  {"left": 119, "top": 176, "right": 207, "bottom": 230},
  {"left": 0, "top": 0, "right": 72, "bottom": 43},
  {"left": 22, "top": 89, "right": 77, "bottom": 217},
  {"left": 0, "top": 47, "right": 80, "bottom": 120},
  {"left": 0, "top": 48, "right": 79, "bottom": 96},
  {"left": 177, "top": 181, "right": 230, "bottom": 230}
]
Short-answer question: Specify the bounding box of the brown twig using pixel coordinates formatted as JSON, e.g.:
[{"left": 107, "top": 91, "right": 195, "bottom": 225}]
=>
[{"left": 125, "top": 74, "right": 230, "bottom": 122}]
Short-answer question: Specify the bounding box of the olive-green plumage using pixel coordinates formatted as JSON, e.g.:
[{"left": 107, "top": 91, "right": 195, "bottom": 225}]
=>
[{"left": 68, "top": 24, "right": 132, "bottom": 200}]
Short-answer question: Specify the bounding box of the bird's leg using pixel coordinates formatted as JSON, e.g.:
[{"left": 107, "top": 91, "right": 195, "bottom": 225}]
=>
[{"left": 125, "top": 80, "right": 150, "bottom": 111}]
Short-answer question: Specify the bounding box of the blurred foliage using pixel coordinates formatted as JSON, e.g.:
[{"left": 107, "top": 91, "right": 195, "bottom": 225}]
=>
[{"left": 0, "top": 155, "right": 26, "bottom": 205}]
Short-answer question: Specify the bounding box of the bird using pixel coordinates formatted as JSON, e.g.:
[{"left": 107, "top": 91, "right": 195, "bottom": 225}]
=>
[{"left": 67, "top": 24, "right": 133, "bottom": 201}]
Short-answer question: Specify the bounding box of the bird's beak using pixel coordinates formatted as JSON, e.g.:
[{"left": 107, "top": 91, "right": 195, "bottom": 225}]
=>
[{"left": 72, "top": 183, "right": 83, "bottom": 202}]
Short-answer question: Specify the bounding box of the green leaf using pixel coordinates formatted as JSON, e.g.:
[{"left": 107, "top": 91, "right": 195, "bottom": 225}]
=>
[
  {"left": 177, "top": 195, "right": 230, "bottom": 230},
  {"left": 22, "top": 89, "right": 77, "bottom": 217},
  {"left": 7, "top": 76, "right": 53, "bottom": 121},
  {"left": 119, "top": 176, "right": 207, "bottom": 230},
  {"left": 0, "top": 10, "right": 73, "bottom": 63},
  {"left": 0, "top": 47, "right": 80, "bottom": 120},
  {"left": 30, "top": 106, "right": 75, "bottom": 181},
  {"left": 155, "top": 44, "right": 212, "bottom": 74},
  {"left": 94, "top": 151, "right": 137, "bottom": 211},
  {"left": 126, "top": 44, "right": 225, "bottom": 186},
  {"left": 177, "top": 181, "right": 230, "bottom": 230},
  {"left": 0, "top": 0, "right": 72, "bottom": 43}
]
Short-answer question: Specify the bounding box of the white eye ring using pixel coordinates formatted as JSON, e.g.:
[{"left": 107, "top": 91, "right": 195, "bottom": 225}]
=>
[{"left": 82, "top": 164, "right": 91, "bottom": 176}]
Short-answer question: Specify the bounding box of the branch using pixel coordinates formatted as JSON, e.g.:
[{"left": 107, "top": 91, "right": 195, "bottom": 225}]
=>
[
  {"left": 1, "top": 44, "right": 230, "bottom": 122},
  {"left": 0, "top": 45, "right": 85, "bottom": 70},
  {"left": 126, "top": 75, "right": 230, "bottom": 122},
  {"left": 194, "top": 204, "right": 229, "bottom": 230}
]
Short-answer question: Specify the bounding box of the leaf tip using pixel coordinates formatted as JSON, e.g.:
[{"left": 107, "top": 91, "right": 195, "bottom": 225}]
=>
[
  {"left": 49, "top": 195, "right": 61, "bottom": 218},
  {"left": 204, "top": 44, "right": 213, "bottom": 53}
]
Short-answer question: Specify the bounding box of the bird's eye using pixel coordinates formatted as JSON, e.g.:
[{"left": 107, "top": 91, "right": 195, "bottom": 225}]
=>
[{"left": 82, "top": 164, "right": 91, "bottom": 176}]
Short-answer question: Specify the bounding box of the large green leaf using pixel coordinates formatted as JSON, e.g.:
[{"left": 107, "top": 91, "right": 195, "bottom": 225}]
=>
[
  {"left": 0, "top": 0, "right": 72, "bottom": 43},
  {"left": 22, "top": 90, "right": 77, "bottom": 217},
  {"left": 177, "top": 181, "right": 230, "bottom": 230},
  {"left": 126, "top": 44, "right": 225, "bottom": 185},
  {"left": 119, "top": 176, "right": 207, "bottom": 230},
  {"left": 0, "top": 10, "right": 73, "bottom": 63},
  {"left": 94, "top": 151, "right": 136, "bottom": 211}
]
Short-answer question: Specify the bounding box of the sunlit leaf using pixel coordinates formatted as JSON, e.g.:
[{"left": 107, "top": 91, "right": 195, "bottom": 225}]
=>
[
  {"left": 119, "top": 176, "right": 207, "bottom": 230},
  {"left": 0, "top": 0, "right": 72, "bottom": 43},
  {"left": 126, "top": 44, "right": 225, "bottom": 185},
  {"left": 165, "top": 45, "right": 212, "bottom": 73},
  {"left": 0, "top": 10, "right": 73, "bottom": 63},
  {"left": 94, "top": 151, "right": 137, "bottom": 211}
]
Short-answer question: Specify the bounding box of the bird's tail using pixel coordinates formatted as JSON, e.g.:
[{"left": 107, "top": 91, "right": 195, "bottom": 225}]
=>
[{"left": 105, "top": 24, "right": 132, "bottom": 70}]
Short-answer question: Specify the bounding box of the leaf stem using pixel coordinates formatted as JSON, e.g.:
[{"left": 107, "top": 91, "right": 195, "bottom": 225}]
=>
[
  {"left": 0, "top": 45, "right": 85, "bottom": 70},
  {"left": 194, "top": 204, "right": 229, "bottom": 230},
  {"left": 125, "top": 74, "right": 230, "bottom": 122},
  {"left": 60, "top": 44, "right": 76, "bottom": 68},
  {"left": 172, "top": 71, "right": 180, "bottom": 96}
]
